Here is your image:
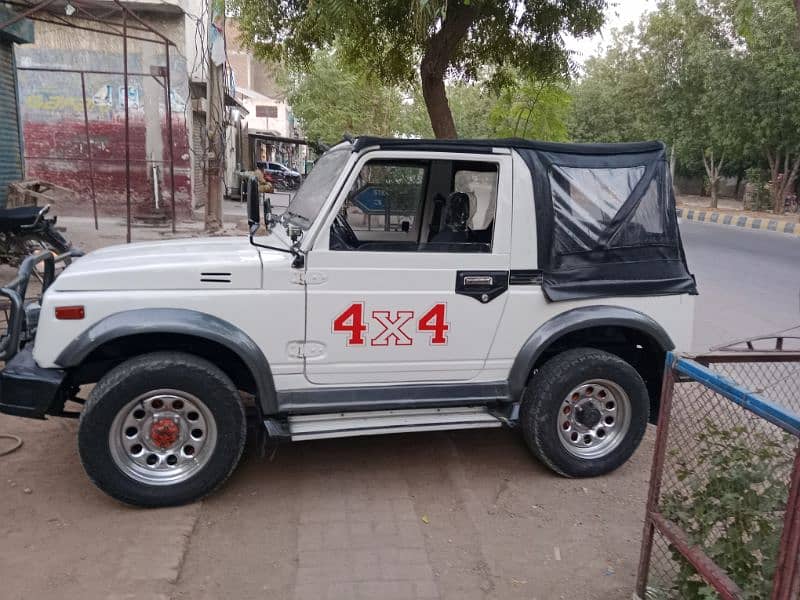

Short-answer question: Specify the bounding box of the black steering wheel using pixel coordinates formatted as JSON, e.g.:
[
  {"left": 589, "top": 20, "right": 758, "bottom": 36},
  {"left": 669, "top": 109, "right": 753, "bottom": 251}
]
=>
[{"left": 331, "top": 214, "right": 360, "bottom": 249}]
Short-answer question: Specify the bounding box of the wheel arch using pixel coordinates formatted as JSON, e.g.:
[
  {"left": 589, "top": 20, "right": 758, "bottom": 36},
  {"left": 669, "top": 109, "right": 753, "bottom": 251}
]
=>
[
  {"left": 56, "top": 308, "right": 278, "bottom": 415},
  {"left": 508, "top": 306, "right": 674, "bottom": 420}
]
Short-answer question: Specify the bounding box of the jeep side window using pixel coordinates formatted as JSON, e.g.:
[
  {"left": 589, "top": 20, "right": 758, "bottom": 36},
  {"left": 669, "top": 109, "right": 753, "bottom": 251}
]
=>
[
  {"left": 423, "top": 161, "right": 498, "bottom": 253},
  {"left": 331, "top": 160, "right": 428, "bottom": 251},
  {"left": 330, "top": 158, "right": 497, "bottom": 253},
  {"left": 453, "top": 165, "right": 497, "bottom": 246}
]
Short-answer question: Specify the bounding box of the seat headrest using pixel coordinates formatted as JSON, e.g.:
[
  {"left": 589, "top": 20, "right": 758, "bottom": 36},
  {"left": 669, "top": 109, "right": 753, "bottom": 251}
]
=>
[{"left": 444, "top": 192, "right": 471, "bottom": 231}]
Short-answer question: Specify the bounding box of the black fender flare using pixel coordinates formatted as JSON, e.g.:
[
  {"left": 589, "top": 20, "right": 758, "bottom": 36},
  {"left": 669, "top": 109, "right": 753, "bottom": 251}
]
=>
[
  {"left": 508, "top": 305, "right": 675, "bottom": 400},
  {"left": 55, "top": 308, "right": 278, "bottom": 415}
]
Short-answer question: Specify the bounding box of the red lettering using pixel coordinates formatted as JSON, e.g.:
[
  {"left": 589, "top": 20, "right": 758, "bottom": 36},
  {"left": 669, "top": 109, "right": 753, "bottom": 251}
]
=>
[
  {"left": 371, "top": 310, "right": 414, "bottom": 346},
  {"left": 333, "top": 303, "right": 368, "bottom": 345},
  {"left": 418, "top": 303, "right": 449, "bottom": 345}
]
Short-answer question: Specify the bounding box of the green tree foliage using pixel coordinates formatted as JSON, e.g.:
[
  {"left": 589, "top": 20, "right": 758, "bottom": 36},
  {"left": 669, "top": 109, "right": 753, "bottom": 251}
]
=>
[
  {"left": 731, "top": 0, "right": 800, "bottom": 212},
  {"left": 570, "top": 0, "right": 800, "bottom": 212},
  {"left": 489, "top": 78, "right": 572, "bottom": 141},
  {"left": 398, "top": 76, "right": 572, "bottom": 141},
  {"left": 568, "top": 26, "right": 653, "bottom": 144},
  {"left": 281, "top": 52, "right": 403, "bottom": 145},
  {"left": 228, "top": 0, "right": 605, "bottom": 138}
]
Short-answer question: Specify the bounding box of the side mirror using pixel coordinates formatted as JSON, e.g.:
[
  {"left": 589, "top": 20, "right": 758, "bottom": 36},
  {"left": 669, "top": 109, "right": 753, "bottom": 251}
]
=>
[
  {"left": 262, "top": 196, "right": 273, "bottom": 230},
  {"left": 247, "top": 176, "right": 260, "bottom": 233},
  {"left": 287, "top": 223, "right": 302, "bottom": 243}
]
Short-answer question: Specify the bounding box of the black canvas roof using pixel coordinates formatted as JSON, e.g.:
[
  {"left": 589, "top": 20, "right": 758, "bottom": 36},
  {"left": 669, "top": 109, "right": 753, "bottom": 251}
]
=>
[
  {"left": 351, "top": 136, "right": 696, "bottom": 302},
  {"left": 352, "top": 136, "right": 665, "bottom": 156}
]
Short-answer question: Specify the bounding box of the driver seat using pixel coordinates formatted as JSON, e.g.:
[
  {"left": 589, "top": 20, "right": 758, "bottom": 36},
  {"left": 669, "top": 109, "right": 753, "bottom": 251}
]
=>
[{"left": 429, "top": 192, "right": 472, "bottom": 245}]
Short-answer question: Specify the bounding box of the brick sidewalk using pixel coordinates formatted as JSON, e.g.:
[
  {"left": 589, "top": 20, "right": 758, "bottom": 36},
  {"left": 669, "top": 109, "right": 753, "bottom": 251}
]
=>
[{"left": 292, "top": 463, "right": 438, "bottom": 600}]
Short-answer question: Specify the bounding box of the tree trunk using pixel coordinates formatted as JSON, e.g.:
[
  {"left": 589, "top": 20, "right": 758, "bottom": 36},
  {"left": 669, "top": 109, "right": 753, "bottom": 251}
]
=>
[
  {"left": 420, "top": 70, "right": 457, "bottom": 139},
  {"left": 419, "top": 1, "right": 477, "bottom": 139},
  {"left": 734, "top": 169, "right": 744, "bottom": 201},
  {"left": 702, "top": 150, "right": 724, "bottom": 210},
  {"left": 669, "top": 145, "right": 677, "bottom": 195},
  {"left": 766, "top": 148, "right": 800, "bottom": 214}
]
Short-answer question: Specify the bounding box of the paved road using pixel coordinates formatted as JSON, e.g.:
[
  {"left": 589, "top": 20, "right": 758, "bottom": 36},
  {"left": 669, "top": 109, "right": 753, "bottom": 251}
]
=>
[
  {"left": 681, "top": 220, "right": 800, "bottom": 350},
  {"left": 1, "top": 218, "right": 798, "bottom": 600}
]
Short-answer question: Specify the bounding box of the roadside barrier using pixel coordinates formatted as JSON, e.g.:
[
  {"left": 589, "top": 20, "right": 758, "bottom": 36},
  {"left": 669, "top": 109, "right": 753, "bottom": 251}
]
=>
[
  {"left": 677, "top": 207, "right": 800, "bottom": 236},
  {"left": 635, "top": 343, "right": 800, "bottom": 599}
]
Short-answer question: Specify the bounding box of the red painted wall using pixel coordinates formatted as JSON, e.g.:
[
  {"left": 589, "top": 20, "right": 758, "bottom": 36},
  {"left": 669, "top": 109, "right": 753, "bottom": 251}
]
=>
[{"left": 24, "top": 117, "right": 192, "bottom": 218}]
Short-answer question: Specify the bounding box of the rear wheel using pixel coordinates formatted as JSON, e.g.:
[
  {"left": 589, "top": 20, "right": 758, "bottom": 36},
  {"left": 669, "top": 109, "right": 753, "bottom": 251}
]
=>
[
  {"left": 78, "top": 352, "right": 246, "bottom": 507},
  {"left": 520, "top": 348, "right": 649, "bottom": 478}
]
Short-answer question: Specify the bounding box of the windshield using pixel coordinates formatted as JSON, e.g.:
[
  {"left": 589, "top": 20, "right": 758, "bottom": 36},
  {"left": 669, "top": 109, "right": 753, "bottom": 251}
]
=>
[{"left": 284, "top": 147, "right": 352, "bottom": 229}]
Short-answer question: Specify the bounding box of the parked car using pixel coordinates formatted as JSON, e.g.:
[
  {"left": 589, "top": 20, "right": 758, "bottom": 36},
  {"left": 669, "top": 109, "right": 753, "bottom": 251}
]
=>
[
  {"left": 0, "top": 137, "right": 696, "bottom": 507},
  {"left": 256, "top": 161, "right": 302, "bottom": 190}
]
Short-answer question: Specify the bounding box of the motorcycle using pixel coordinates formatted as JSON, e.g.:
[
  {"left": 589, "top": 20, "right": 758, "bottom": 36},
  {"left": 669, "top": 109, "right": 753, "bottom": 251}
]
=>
[{"left": 0, "top": 204, "right": 74, "bottom": 269}]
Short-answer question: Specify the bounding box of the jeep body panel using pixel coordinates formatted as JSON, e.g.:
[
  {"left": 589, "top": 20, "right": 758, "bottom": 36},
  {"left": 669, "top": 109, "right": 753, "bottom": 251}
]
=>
[
  {"left": 302, "top": 150, "right": 514, "bottom": 384},
  {"left": 55, "top": 308, "right": 279, "bottom": 413},
  {"left": 21, "top": 138, "right": 694, "bottom": 420},
  {"left": 51, "top": 237, "right": 263, "bottom": 292},
  {"left": 32, "top": 234, "right": 306, "bottom": 382}
]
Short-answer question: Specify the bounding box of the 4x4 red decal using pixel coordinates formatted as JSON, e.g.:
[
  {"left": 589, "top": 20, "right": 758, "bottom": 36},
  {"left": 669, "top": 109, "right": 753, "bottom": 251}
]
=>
[
  {"left": 332, "top": 303, "right": 449, "bottom": 346},
  {"left": 332, "top": 302, "right": 368, "bottom": 345},
  {"left": 418, "top": 303, "right": 449, "bottom": 345},
  {"left": 371, "top": 310, "right": 414, "bottom": 346}
]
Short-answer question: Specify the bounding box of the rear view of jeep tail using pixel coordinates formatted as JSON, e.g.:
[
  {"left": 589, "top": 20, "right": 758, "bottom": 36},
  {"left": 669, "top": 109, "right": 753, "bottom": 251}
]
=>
[{"left": 0, "top": 137, "right": 696, "bottom": 506}]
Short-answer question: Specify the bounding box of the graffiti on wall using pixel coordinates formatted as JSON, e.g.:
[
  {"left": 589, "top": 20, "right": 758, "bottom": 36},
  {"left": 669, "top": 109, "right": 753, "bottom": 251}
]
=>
[{"left": 15, "top": 47, "right": 193, "bottom": 217}]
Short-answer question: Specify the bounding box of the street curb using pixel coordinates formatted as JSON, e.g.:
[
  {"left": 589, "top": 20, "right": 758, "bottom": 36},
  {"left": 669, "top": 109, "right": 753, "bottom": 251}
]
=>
[{"left": 677, "top": 207, "right": 800, "bottom": 237}]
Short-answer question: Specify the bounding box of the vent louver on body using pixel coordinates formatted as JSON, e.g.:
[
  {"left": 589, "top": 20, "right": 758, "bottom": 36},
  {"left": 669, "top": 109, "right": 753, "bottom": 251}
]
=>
[
  {"left": 200, "top": 272, "right": 232, "bottom": 283},
  {"left": 509, "top": 270, "right": 543, "bottom": 285}
]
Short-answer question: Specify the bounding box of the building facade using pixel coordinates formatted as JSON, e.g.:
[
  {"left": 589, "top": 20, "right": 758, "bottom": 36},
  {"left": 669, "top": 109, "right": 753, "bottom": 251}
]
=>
[
  {"left": 0, "top": 5, "right": 34, "bottom": 208},
  {"left": 12, "top": 0, "right": 208, "bottom": 218}
]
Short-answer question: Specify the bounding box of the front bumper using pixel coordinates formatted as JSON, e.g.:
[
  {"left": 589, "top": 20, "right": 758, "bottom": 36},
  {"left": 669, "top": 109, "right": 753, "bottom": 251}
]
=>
[
  {"left": 0, "top": 250, "right": 77, "bottom": 419},
  {"left": 0, "top": 346, "right": 66, "bottom": 419}
]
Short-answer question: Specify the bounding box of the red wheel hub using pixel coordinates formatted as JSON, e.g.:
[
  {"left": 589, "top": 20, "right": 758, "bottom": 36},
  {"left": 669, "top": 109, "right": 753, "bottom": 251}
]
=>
[{"left": 150, "top": 418, "right": 180, "bottom": 449}]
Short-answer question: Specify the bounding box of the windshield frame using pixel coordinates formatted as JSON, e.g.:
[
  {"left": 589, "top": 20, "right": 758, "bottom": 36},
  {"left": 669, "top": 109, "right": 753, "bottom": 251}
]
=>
[{"left": 284, "top": 144, "right": 354, "bottom": 231}]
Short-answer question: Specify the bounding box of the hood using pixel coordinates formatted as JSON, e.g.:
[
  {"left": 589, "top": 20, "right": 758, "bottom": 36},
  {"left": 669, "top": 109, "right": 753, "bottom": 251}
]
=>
[{"left": 51, "top": 237, "right": 274, "bottom": 292}]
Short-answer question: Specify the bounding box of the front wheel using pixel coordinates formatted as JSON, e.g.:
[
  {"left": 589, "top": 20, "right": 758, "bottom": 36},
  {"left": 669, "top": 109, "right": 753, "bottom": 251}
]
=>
[
  {"left": 78, "top": 352, "right": 246, "bottom": 507},
  {"left": 520, "top": 348, "right": 650, "bottom": 478}
]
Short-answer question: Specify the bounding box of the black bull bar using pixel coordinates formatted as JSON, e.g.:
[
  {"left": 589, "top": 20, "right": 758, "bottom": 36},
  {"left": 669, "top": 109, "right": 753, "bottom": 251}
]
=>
[{"left": 0, "top": 250, "right": 82, "bottom": 362}]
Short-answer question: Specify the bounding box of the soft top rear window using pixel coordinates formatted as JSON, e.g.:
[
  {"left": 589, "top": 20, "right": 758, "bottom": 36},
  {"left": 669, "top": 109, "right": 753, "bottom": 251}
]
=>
[{"left": 518, "top": 143, "right": 696, "bottom": 302}]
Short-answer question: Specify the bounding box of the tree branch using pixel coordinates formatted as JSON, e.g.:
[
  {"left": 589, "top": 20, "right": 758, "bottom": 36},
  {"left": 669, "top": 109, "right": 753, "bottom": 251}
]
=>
[{"left": 419, "top": 0, "right": 478, "bottom": 138}]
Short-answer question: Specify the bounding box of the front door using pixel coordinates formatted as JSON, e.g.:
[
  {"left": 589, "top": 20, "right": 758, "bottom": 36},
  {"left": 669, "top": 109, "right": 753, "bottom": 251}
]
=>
[{"left": 303, "top": 151, "right": 513, "bottom": 385}]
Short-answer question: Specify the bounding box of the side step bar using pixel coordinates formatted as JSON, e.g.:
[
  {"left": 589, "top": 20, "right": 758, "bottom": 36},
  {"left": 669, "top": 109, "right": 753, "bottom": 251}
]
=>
[{"left": 286, "top": 406, "right": 504, "bottom": 441}]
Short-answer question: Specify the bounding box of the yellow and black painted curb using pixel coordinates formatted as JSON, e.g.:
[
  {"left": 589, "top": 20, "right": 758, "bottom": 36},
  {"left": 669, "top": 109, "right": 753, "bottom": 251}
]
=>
[{"left": 677, "top": 207, "right": 800, "bottom": 237}]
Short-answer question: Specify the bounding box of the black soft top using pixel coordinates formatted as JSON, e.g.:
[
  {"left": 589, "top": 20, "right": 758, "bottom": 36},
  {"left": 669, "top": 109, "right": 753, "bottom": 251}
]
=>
[
  {"left": 353, "top": 136, "right": 664, "bottom": 156},
  {"left": 352, "top": 136, "right": 697, "bottom": 302}
]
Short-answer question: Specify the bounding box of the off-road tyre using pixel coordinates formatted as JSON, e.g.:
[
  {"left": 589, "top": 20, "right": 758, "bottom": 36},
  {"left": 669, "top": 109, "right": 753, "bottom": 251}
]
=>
[
  {"left": 78, "top": 352, "right": 246, "bottom": 507},
  {"left": 520, "top": 347, "right": 649, "bottom": 478}
]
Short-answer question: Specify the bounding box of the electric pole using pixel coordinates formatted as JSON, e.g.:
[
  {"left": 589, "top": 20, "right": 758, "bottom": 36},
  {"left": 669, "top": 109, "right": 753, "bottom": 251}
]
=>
[{"left": 206, "top": 0, "right": 225, "bottom": 231}]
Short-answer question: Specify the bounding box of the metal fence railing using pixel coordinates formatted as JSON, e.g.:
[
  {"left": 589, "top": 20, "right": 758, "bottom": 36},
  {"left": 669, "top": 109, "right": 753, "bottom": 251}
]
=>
[{"left": 636, "top": 350, "right": 800, "bottom": 600}]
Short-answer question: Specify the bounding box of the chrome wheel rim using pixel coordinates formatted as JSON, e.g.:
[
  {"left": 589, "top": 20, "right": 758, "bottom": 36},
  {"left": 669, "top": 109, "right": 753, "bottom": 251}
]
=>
[
  {"left": 557, "top": 379, "right": 631, "bottom": 459},
  {"left": 109, "top": 389, "right": 217, "bottom": 486}
]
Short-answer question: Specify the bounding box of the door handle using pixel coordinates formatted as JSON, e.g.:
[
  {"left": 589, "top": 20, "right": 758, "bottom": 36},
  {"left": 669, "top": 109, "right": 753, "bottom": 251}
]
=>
[
  {"left": 463, "top": 275, "right": 494, "bottom": 287},
  {"left": 455, "top": 271, "right": 509, "bottom": 303}
]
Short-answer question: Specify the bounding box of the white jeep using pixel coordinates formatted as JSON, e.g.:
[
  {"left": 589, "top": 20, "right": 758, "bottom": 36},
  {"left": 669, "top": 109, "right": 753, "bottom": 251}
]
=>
[{"left": 0, "top": 137, "right": 696, "bottom": 507}]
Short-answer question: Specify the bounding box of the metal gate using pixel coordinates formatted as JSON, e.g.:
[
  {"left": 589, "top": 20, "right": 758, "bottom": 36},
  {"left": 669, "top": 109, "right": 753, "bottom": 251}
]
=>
[{"left": 636, "top": 340, "right": 800, "bottom": 599}]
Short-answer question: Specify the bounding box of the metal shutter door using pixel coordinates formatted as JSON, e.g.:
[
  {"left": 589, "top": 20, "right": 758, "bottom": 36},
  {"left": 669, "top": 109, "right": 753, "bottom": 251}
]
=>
[{"left": 0, "top": 42, "right": 23, "bottom": 208}]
